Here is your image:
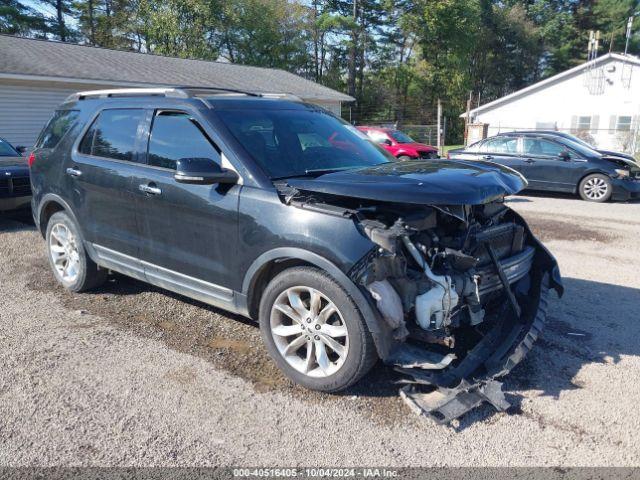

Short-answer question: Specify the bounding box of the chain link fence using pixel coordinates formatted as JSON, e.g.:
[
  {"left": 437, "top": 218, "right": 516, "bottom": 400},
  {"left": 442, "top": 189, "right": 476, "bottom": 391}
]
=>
[{"left": 355, "top": 122, "right": 440, "bottom": 146}]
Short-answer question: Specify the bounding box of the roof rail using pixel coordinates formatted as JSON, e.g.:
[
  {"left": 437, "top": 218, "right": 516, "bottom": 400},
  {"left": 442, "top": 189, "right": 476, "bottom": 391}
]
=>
[
  {"left": 175, "top": 86, "right": 263, "bottom": 97},
  {"left": 64, "top": 86, "right": 302, "bottom": 103},
  {"left": 65, "top": 87, "right": 189, "bottom": 103}
]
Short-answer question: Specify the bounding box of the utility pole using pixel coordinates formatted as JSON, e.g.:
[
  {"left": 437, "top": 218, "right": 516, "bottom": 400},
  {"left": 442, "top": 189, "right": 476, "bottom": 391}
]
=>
[
  {"left": 625, "top": 16, "right": 634, "bottom": 55},
  {"left": 437, "top": 99, "right": 442, "bottom": 156},
  {"left": 465, "top": 92, "right": 472, "bottom": 147},
  {"left": 347, "top": 0, "right": 358, "bottom": 122}
]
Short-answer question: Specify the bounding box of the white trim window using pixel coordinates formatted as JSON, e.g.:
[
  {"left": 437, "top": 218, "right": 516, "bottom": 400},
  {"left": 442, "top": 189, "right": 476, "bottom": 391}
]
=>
[
  {"left": 577, "top": 116, "right": 592, "bottom": 131},
  {"left": 616, "top": 115, "right": 632, "bottom": 132}
]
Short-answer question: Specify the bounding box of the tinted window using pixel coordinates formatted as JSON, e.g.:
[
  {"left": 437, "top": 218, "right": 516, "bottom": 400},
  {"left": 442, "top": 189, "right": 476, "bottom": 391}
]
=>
[
  {"left": 147, "top": 111, "right": 220, "bottom": 169},
  {"left": 36, "top": 110, "right": 79, "bottom": 149},
  {"left": 217, "top": 108, "right": 392, "bottom": 179},
  {"left": 79, "top": 109, "right": 143, "bottom": 161},
  {"left": 389, "top": 130, "right": 415, "bottom": 143},
  {"left": 481, "top": 137, "right": 518, "bottom": 154},
  {"left": 0, "top": 139, "right": 19, "bottom": 156},
  {"left": 523, "top": 138, "right": 565, "bottom": 157},
  {"left": 366, "top": 130, "right": 389, "bottom": 144}
]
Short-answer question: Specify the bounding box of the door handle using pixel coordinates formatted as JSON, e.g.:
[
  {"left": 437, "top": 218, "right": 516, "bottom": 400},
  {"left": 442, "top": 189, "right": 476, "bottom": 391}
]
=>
[
  {"left": 66, "top": 167, "right": 82, "bottom": 177},
  {"left": 482, "top": 155, "right": 493, "bottom": 160},
  {"left": 139, "top": 183, "right": 162, "bottom": 195},
  {"left": 524, "top": 158, "right": 536, "bottom": 164}
]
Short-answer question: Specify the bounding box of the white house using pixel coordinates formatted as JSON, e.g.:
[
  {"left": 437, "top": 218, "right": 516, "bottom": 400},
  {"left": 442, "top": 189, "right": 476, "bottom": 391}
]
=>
[
  {"left": 463, "top": 53, "right": 640, "bottom": 155},
  {"left": 0, "top": 35, "right": 353, "bottom": 148}
]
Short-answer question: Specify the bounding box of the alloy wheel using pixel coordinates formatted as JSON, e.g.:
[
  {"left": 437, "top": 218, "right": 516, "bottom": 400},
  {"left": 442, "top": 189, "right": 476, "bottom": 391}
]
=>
[
  {"left": 583, "top": 177, "right": 609, "bottom": 201},
  {"left": 270, "top": 286, "right": 349, "bottom": 378},
  {"left": 48, "top": 223, "right": 81, "bottom": 283}
]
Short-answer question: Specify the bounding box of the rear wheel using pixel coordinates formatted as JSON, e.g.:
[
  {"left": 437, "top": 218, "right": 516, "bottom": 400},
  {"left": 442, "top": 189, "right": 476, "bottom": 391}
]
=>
[
  {"left": 259, "top": 267, "right": 377, "bottom": 392},
  {"left": 45, "top": 211, "right": 107, "bottom": 292},
  {"left": 579, "top": 174, "right": 612, "bottom": 202}
]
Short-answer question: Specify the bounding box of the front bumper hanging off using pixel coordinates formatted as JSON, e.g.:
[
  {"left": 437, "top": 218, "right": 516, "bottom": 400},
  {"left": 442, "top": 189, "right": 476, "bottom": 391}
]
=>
[{"left": 390, "top": 240, "right": 559, "bottom": 424}]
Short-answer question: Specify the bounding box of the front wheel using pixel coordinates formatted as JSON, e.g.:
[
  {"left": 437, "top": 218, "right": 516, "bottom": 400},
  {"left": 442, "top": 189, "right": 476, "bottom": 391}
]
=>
[
  {"left": 579, "top": 174, "right": 612, "bottom": 202},
  {"left": 397, "top": 155, "right": 412, "bottom": 161},
  {"left": 259, "top": 267, "right": 377, "bottom": 392}
]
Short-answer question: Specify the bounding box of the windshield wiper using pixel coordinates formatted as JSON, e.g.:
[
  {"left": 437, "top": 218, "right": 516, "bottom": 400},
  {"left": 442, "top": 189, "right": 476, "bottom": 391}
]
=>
[
  {"left": 303, "top": 166, "right": 358, "bottom": 175},
  {"left": 271, "top": 166, "right": 360, "bottom": 181}
]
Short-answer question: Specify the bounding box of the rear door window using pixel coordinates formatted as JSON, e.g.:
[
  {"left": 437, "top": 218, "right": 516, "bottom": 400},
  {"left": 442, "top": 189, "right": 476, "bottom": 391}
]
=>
[
  {"left": 36, "top": 110, "right": 80, "bottom": 149},
  {"left": 522, "top": 138, "right": 565, "bottom": 158},
  {"left": 480, "top": 137, "right": 518, "bottom": 154},
  {"left": 146, "top": 111, "right": 221, "bottom": 170},
  {"left": 79, "top": 109, "right": 144, "bottom": 162}
]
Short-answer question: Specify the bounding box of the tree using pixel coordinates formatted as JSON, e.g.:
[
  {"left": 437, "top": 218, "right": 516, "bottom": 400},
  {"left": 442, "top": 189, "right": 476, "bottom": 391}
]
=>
[{"left": 0, "top": 0, "right": 49, "bottom": 36}]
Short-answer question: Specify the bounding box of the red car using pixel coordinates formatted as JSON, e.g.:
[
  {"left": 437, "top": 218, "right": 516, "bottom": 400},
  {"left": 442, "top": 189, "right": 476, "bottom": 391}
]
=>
[{"left": 357, "top": 126, "right": 439, "bottom": 160}]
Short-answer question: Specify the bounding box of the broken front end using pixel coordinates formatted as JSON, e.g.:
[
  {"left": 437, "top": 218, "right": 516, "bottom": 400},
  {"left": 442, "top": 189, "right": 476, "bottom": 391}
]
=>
[{"left": 352, "top": 201, "right": 563, "bottom": 423}]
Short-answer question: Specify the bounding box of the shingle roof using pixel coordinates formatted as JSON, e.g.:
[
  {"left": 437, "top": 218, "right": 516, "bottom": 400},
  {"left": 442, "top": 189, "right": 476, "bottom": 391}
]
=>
[{"left": 0, "top": 34, "right": 353, "bottom": 102}]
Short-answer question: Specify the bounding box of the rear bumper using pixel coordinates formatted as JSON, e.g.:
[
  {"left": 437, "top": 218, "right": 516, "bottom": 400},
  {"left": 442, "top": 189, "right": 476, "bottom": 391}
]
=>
[
  {"left": 612, "top": 178, "right": 640, "bottom": 201},
  {"left": 0, "top": 195, "right": 31, "bottom": 212}
]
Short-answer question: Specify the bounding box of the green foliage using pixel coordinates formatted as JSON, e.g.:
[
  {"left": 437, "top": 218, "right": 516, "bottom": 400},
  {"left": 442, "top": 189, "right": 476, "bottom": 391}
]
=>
[
  {"left": 4, "top": 0, "right": 638, "bottom": 143},
  {"left": 1, "top": 0, "right": 49, "bottom": 36}
]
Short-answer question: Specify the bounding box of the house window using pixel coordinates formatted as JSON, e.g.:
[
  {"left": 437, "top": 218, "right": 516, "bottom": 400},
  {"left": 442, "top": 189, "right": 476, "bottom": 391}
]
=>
[
  {"left": 577, "top": 116, "right": 592, "bottom": 131},
  {"left": 616, "top": 116, "right": 632, "bottom": 132}
]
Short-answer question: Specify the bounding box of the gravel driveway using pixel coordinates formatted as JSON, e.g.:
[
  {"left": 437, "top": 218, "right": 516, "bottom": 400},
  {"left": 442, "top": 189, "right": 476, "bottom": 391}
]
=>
[{"left": 1, "top": 195, "right": 639, "bottom": 467}]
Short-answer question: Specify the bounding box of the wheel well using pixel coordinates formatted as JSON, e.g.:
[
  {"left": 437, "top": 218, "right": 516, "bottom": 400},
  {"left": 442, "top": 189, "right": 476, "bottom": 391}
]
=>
[
  {"left": 39, "top": 200, "right": 65, "bottom": 237},
  {"left": 247, "top": 258, "right": 315, "bottom": 319}
]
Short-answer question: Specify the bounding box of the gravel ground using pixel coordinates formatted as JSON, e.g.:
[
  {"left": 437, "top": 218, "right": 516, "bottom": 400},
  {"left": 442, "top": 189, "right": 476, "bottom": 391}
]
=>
[{"left": 0, "top": 194, "right": 639, "bottom": 467}]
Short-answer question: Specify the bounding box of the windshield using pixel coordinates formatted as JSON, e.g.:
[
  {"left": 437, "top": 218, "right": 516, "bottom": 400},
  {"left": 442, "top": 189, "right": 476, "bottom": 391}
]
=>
[
  {"left": 217, "top": 108, "right": 394, "bottom": 178},
  {"left": 389, "top": 130, "right": 415, "bottom": 144},
  {"left": 0, "top": 139, "right": 19, "bottom": 157},
  {"left": 555, "top": 137, "right": 601, "bottom": 158}
]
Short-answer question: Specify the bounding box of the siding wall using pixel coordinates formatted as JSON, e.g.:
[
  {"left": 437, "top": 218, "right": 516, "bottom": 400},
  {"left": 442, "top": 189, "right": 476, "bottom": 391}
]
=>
[
  {"left": 0, "top": 82, "right": 78, "bottom": 147},
  {"left": 0, "top": 78, "right": 344, "bottom": 148},
  {"left": 471, "top": 59, "right": 640, "bottom": 154}
]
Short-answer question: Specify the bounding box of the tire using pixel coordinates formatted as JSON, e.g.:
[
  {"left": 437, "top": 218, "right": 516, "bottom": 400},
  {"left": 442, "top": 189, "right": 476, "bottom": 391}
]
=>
[
  {"left": 258, "top": 267, "right": 378, "bottom": 392},
  {"left": 579, "top": 173, "right": 612, "bottom": 202},
  {"left": 45, "top": 211, "right": 107, "bottom": 292},
  {"left": 398, "top": 155, "right": 412, "bottom": 161},
  {"left": 427, "top": 151, "right": 439, "bottom": 159}
]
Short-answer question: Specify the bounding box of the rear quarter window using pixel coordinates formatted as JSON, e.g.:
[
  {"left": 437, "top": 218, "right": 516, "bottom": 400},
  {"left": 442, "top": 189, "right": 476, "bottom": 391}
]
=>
[
  {"left": 35, "top": 110, "right": 80, "bottom": 149},
  {"left": 78, "top": 109, "right": 144, "bottom": 162}
]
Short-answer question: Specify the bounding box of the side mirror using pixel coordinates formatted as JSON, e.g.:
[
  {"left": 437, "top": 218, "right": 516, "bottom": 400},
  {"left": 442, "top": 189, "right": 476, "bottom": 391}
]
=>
[
  {"left": 174, "top": 157, "right": 238, "bottom": 185},
  {"left": 383, "top": 139, "right": 393, "bottom": 146},
  {"left": 16, "top": 146, "right": 27, "bottom": 155},
  {"left": 558, "top": 150, "right": 571, "bottom": 161}
]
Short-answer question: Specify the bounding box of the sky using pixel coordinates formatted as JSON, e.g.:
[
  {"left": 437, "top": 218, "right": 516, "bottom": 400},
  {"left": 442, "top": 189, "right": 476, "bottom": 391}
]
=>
[{"left": 24, "top": 0, "right": 79, "bottom": 28}]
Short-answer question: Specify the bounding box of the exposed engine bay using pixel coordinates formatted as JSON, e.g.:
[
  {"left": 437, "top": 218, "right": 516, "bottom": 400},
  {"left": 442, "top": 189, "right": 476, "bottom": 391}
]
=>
[{"left": 283, "top": 184, "right": 563, "bottom": 424}]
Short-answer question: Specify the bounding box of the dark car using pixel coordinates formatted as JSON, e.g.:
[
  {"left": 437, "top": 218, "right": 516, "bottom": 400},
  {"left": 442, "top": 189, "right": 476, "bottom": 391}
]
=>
[
  {"left": 448, "top": 132, "right": 640, "bottom": 202},
  {"left": 509, "top": 130, "right": 638, "bottom": 164},
  {"left": 30, "top": 88, "right": 562, "bottom": 422},
  {"left": 0, "top": 136, "right": 31, "bottom": 212}
]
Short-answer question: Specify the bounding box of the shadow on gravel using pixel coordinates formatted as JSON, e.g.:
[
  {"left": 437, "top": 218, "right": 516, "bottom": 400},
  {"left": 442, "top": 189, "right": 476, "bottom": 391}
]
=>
[
  {"left": 25, "top": 240, "right": 640, "bottom": 429},
  {"left": 0, "top": 211, "right": 35, "bottom": 232}
]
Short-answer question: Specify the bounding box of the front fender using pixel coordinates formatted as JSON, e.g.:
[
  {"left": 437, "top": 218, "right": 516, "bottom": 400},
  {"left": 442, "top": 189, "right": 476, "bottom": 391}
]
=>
[{"left": 242, "top": 247, "right": 396, "bottom": 359}]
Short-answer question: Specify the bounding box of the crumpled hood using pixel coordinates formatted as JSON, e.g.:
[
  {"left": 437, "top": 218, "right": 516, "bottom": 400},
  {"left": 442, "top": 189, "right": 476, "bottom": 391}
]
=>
[
  {"left": 602, "top": 155, "right": 639, "bottom": 172},
  {"left": 599, "top": 150, "right": 638, "bottom": 164},
  {"left": 287, "top": 159, "right": 527, "bottom": 205}
]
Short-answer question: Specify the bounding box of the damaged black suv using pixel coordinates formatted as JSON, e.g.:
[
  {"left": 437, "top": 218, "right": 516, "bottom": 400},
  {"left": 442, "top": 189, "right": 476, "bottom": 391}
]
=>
[{"left": 30, "top": 88, "right": 562, "bottom": 422}]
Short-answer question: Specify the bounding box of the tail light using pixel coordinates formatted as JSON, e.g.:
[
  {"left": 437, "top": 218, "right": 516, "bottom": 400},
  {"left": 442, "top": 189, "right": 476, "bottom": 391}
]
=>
[{"left": 28, "top": 152, "right": 35, "bottom": 167}]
